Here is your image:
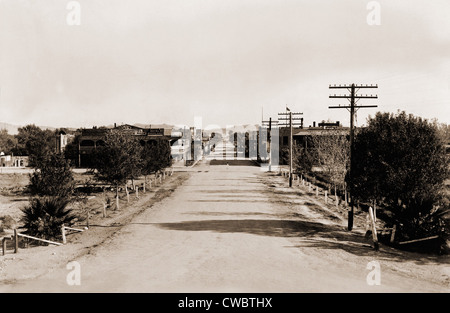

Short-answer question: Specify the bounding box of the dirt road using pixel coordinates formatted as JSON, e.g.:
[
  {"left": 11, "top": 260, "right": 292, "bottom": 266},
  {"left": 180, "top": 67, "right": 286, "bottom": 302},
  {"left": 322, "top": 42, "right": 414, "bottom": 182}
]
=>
[{"left": 0, "top": 148, "right": 449, "bottom": 292}]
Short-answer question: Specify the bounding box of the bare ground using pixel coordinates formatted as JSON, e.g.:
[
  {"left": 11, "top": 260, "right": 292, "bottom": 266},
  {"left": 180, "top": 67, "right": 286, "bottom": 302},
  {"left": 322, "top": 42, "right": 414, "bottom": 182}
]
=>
[{"left": 0, "top": 171, "right": 191, "bottom": 284}]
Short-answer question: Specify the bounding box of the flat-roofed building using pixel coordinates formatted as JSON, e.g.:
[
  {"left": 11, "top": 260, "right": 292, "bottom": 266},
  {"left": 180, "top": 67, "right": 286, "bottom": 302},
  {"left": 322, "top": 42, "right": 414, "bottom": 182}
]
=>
[{"left": 77, "top": 124, "right": 181, "bottom": 167}]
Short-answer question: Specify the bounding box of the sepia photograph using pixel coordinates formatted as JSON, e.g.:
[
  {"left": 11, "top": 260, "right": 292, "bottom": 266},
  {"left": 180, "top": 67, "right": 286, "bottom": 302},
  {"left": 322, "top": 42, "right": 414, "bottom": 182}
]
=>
[{"left": 0, "top": 0, "right": 449, "bottom": 301}]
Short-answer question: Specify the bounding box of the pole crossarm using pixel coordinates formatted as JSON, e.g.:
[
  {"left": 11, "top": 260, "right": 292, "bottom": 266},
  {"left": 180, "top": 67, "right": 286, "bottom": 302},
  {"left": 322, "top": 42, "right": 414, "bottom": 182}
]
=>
[
  {"left": 329, "top": 95, "right": 378, "bottom": 99},
  {"left": 329, "top": 105, "right": 378, "bottom": 109},
  {"left": 329, "top": 84, "right": 378, "bottom": 89}
]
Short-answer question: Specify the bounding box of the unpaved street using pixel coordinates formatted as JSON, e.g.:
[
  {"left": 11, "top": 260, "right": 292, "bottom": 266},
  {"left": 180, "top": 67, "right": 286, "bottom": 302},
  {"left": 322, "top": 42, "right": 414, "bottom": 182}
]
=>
[{"left": 0, "top": 143, "right": 449, "bottom": 292}]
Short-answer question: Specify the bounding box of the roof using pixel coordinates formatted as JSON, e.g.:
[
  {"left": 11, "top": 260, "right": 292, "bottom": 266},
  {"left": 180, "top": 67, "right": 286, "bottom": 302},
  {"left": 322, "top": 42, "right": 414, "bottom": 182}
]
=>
[{"left": 278, "top": 127, "right": 350, "bottom": 136}]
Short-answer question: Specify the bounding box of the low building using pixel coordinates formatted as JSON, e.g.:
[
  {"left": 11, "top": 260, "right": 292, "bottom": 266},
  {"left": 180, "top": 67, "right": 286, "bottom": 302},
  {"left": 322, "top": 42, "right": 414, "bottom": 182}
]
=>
[
  {"left": 0, "top": 153, "right": 29, "bottom": 167},
  {"left": 77, "top": 124, "right": 181, "bottom": 167},
  {"left": 277, "top": 121, "right": 349, "bottom": 165},
  {"left": 279, "top": 121, "right": 348, "bottom": 147}
]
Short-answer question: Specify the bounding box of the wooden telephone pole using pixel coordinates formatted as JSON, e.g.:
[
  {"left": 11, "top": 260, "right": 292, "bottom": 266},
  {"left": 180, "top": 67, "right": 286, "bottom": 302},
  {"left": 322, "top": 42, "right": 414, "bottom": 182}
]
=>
[
  {"left": 329, "top": 83, "right": 378, "bottom": 231},
  {"left": 262, "top": 117, "right": 279, "bottom": 172},
  {"left": 278, "top": 108, "right": 303, "bottom": 187}
]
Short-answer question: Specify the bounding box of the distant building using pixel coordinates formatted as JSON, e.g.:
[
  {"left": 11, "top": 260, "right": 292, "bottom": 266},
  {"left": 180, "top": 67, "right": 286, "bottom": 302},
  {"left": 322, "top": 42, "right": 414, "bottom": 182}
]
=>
[
  {"left": 277, "top": 120, "right": 349, "bottom": 166},
  {"left": 0, "top": 152, "right": 29, "bottom": 167},
  {"left": 55, "top": 130, "right": 75, "bottom": 154},
  {"left": 279, "top": 121, "right": 348, "bottom": 148},
  {"left": 77, "top": 124, "right": 181, "bottom": 167}
]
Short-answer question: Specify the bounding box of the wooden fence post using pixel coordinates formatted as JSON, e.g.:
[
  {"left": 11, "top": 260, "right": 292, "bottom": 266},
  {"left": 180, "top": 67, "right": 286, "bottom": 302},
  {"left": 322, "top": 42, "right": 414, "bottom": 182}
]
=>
[
  {"left": 126, "top": 184, "right": 130, "bottom": 203},
  {"left": 368, "top": 207, "right": 379, "bottom": 251},
  {"left": 14, "top": 229, "right": 18, "bottom": 253},
  {"left": 103, "top": 202, "right": 107, "bottom": 218},
  {"left": 2, "top": 237, "right": 10, "bottom": 256},
  {"left": 390, "top": 225, "right": 397, "bottom": 243},
  {"left": 135, "top": 186, "right": 139, "bottom": 199},
  {"left": 61, "top": 225, "right": 67, "bottom": 244}
]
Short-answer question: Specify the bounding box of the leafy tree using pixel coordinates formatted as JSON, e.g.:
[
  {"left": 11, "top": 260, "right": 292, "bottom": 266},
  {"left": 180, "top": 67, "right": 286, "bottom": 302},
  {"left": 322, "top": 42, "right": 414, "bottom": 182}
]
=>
[
  {"left": 286, "top": 144, "right": 314, "bottom": 175},
  {"left": 22, "top": 147, "right": 77, "bottom": 242},
  {"left": 141, "top": 139, "right": 172, "bottom": 187},
  {"left": 14, "top": 124, "right": 54, "bottom": 166},
  {"left": 28, "top": 152, "right": 75, "bottom": 198},
  {"left": 310, "top": 129, "right": 349, "bottom": 197},
  {"left": 351, "top": 111, "right": 449, "bottom": 243},
  {"left": 92, "top": 129, "right": 143, "bottom": 209},
  {"left": 294, "top": 144, "right": 316, "bottom": 176},
  {"left": 0, "top": 129, "right": 17, "bottom": 155}
]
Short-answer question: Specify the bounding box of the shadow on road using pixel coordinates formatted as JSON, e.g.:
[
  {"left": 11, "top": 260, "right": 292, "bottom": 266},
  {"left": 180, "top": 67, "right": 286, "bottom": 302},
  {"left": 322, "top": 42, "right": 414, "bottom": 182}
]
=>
[
  {"left": 196, "top": 189, "right": 268, "bottom": 194},
  {"left": 188, "top": 199, "right": 269, "bottom": 203},
  {"left": 155, "top": 218, "right": 446, "bottom": 265},
  {"left": 209, "top": 160, "right": 258, "bottom": 166},
  {"left": 156, "top": 218, "right": 347, "bottom": 239}
]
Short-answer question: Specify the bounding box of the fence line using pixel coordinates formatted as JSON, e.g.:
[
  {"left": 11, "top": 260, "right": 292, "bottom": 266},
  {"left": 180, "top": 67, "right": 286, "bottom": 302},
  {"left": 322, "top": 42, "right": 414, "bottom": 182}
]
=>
[{"left": 17, "top": 233, "right": 62, "bottom": 246}]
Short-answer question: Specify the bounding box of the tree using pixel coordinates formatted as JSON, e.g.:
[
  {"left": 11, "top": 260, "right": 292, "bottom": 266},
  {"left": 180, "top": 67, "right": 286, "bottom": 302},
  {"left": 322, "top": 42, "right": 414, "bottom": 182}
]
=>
[
  {"left": 0, "top": 129, "right": 17, "bottom": 155},
  {"left": 310, "top": 129, "right": 350, "bottom": 199},
  {"left": 141, "top": 139, "right": 172, "bottom": 189},
  {"left": 351, "top": 111, "right": 449, "bottom": 243},
  {"left": 28, "top": 152, "right": 75, "bottom": 198},
  {"left": 23, "top": 150, "right": 76, "bottom": 241},
  {"left": 14, "top": 124, "right": 54, "bottom": 166},
  {"left": 92, "top": 129, "right": 143, "bottom": 209}
]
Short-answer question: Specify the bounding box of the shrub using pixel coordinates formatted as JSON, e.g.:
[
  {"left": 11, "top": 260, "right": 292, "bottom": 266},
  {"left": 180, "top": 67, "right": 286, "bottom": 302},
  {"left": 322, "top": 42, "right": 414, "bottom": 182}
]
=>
[
  {"left": 28, "top": 152, "right": 75, "bottom": 198},
  {"left": 351, "top": 111, "right": 449, "bottom": 248},
  {"left": 21, "top": 197, "right": 74, "bottom": 241}
]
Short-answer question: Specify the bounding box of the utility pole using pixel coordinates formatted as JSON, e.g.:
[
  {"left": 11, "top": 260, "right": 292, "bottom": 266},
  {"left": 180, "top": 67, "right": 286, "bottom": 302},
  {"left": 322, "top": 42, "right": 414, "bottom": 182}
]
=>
[
  {"left": 329, "top": 83, "right": 378, "bottom": 231},
  {"left": 262, "top": 118, "right": 280, "bottom": 172},
  {"left": 278, "top": 108, "right": 303, "bottom": 187}
]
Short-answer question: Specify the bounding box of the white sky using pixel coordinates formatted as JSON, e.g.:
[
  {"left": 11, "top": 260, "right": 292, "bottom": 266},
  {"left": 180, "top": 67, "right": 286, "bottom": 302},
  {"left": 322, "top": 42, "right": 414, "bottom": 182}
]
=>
[{"left": 0, "top": 0, "right": 449, "bottom": 129}]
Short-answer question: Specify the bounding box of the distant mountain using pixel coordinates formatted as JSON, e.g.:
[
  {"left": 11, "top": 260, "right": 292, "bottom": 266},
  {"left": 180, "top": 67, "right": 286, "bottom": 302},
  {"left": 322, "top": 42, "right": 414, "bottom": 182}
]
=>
[
  {"left": 0, "top": 122, "right": 69, "bottom": 135},
  {"left": 0, "top": 122, "right": 20, "bottom": 135},
  {"left": 134, "top": 123, "right": 174, "bottom": 129}
]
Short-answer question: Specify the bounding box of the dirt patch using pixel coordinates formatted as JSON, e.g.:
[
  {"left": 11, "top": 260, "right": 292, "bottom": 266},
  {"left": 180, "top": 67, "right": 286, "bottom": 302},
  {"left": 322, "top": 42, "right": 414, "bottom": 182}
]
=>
[{"left": 0, "top": 171, "right": 191, "bottom": 283}]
